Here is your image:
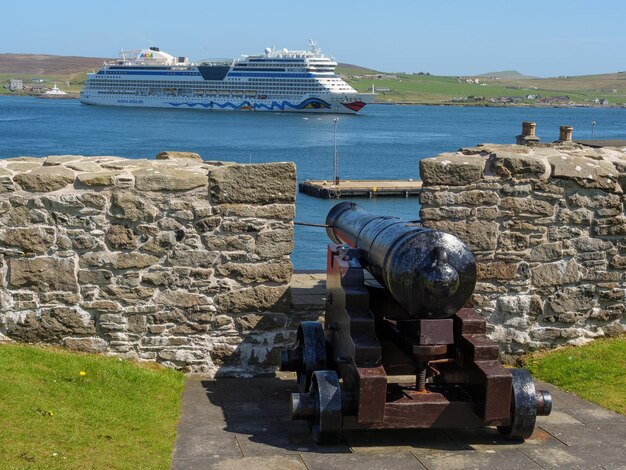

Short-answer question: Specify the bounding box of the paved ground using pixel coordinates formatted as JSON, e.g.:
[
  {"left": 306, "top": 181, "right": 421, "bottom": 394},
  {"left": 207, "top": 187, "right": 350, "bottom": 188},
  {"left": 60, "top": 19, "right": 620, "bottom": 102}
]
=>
[
  {"left": 171, "top": 274, "right": 626, "bottom": 469},
  {"left": 171, "top": 373, "right": 626, "bottom": 470}
]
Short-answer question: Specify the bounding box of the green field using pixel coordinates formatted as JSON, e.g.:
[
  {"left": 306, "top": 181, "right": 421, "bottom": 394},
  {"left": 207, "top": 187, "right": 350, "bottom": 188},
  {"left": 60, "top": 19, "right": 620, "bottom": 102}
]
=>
[
  {"left": 338, "top": 65, "right": 626, "bottom": 105},
  {"left": 524, "top": 335, "right": 626, "bottom": 415},
  {"left": 0, "top": 344, "right": 184, "bottom": 470}
]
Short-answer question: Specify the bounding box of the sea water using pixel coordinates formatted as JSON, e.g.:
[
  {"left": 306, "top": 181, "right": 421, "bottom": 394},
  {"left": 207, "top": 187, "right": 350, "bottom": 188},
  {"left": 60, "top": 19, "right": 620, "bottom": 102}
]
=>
[{"left": 2, "top": 96, "right": 626, "bottom": 269}]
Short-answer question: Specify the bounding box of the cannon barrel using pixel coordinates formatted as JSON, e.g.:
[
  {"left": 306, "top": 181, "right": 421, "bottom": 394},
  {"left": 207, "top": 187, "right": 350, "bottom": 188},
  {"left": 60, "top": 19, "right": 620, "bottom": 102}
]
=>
[{"left": 326, "top": 202, "right": 476, "bottom": 319}]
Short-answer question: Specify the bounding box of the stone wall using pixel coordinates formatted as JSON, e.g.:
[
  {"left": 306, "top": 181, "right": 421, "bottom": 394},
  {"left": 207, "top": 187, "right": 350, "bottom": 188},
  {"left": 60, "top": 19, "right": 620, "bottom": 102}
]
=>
[
  {"left": 419, "top": 143, "right": 626, "bottom": 356},
  {"left": 0, "top": 153, "right": 296, "bottom": 375}
]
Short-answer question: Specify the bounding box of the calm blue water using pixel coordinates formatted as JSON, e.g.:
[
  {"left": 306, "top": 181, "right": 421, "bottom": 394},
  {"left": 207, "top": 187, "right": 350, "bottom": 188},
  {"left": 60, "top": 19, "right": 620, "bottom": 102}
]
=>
[{"left": 2, "top": 96, "right": 626, "bottom": 268}]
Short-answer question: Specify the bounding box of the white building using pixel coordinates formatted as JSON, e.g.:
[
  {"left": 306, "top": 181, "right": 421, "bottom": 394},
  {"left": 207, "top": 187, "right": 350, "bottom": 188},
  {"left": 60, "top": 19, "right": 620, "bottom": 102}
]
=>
[{"left": 9, "top": 79, "right": 23, "bottom": 91}]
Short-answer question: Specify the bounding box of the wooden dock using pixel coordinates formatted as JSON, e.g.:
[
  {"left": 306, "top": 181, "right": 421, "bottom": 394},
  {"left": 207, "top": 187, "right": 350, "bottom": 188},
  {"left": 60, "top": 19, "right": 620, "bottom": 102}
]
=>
[{"left": 299, "top": 179, "right": 423, "bottom": 199}]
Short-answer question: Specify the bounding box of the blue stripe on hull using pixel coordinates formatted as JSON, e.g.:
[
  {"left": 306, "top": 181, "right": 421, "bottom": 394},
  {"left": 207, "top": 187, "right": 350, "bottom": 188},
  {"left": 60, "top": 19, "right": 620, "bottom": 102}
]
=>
[{"left": 166, "top": 97, "right": 331, "bottom": 111}]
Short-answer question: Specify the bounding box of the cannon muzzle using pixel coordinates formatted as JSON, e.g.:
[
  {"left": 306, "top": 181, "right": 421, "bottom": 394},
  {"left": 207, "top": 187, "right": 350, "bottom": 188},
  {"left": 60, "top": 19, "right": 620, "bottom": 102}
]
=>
[{"left": 326, "top": 202, "right": 476, "bottom": 318}]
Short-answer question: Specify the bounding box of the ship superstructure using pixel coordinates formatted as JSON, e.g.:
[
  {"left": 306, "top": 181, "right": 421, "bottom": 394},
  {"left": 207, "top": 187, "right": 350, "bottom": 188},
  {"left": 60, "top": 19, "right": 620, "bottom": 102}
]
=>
[{"left": 80, "top": 41, "right": 372, "bottom": 113}]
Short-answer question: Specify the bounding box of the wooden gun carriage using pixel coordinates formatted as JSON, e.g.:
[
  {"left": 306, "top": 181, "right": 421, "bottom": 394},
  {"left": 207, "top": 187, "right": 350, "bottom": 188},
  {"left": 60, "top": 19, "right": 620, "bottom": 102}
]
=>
[{"left": 281, "top": 202, "right": 551, "bottom": 444}]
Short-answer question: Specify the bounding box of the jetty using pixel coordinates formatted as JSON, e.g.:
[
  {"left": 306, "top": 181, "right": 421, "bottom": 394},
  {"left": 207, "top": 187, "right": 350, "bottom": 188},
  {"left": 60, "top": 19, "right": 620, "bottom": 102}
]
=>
[{"left": 299, "top": 179, "right": 422, "bottom": 198}]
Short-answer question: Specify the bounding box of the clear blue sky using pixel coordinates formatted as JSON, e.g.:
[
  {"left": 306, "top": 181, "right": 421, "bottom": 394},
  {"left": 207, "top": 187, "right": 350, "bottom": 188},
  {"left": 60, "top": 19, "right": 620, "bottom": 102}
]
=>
[{"left": 3, "top": 0, "right": 625, "bottom": 77}]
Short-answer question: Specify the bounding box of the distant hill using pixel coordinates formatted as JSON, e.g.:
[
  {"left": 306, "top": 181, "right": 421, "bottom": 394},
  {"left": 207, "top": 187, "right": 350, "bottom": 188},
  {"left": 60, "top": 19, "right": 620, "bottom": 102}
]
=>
[
  {"left": 0, "top": 53, "right": 109, "bottom": 78},
  {"left": 337, "top": 63, "right": 378, "bottom": 74},
  {"left": 475, "top": 70, "right": 538, "bottom": 79}
]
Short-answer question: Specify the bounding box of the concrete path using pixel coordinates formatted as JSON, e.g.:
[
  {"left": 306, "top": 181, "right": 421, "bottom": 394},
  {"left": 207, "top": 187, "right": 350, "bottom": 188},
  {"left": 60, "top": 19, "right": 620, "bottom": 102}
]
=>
[{"left": 171, "top": 373, "right": 626, "bottom": 470}]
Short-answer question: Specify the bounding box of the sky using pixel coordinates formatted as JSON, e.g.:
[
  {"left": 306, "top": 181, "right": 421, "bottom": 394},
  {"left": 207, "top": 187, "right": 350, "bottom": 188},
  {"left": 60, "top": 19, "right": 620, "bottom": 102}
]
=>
[{"left": 3, "top": 0, "right": 626, "bottom": 77}]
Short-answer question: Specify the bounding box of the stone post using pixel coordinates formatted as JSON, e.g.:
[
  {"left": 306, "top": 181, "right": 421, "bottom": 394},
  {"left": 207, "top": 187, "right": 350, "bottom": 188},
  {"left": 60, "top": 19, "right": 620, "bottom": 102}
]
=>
[
  {"left": 516, "top": 121, "right": 540, "bottom": 146},
  {"left": 559, "top": 126, "right": 573, "bottom": 142}
]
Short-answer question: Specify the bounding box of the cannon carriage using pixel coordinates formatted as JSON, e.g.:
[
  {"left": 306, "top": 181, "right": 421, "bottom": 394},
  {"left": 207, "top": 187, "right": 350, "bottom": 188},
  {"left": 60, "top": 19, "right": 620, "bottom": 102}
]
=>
[{"left": 281, "top": 202, "right": 551, "bottom": 444}]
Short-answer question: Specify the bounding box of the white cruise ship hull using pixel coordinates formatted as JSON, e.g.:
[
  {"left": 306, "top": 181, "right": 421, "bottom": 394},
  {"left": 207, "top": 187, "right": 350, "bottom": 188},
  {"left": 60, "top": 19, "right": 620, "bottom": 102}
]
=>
[{"left": 79, "top": 93, "right": 373, "bottom": 114}]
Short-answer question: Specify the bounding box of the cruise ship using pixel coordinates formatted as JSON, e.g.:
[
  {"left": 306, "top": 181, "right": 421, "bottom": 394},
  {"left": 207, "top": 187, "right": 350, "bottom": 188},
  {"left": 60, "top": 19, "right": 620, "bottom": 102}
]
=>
[{"left": 80, "top": 41, "right": 373, "bottom": 114}]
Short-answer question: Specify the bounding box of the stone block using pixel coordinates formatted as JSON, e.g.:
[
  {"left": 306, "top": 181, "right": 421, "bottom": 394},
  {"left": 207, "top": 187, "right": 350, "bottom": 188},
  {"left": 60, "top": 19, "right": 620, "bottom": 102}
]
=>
[
  {"left": 155, "top": 151, "right": 202, "bottom": 161},
  {"left": 490, "top": 151, "right": 550, "bottom": 179},
  {"left": 214, "top": 203, "right": 296, "bottom": 220},
  {"left": 255, "top": 228, "right": 294, "bottom": 259},
  {"left": 9, "top": 257, "right": 77, "bottom": 292},
  {"left": 500, "top": 197, "right": 555, "bottom": 216},
  {"left": 105, "top": 224, "right": 138, "bottom": 250},
  {"left": 62, "top": 337, "right": 108, "bottom": 353},
  {"left": 421, "top": 219, "right": 497, "bottom": 252},
  {"left": 110, "top": 192, "right": 158, "bottom": 222},
  {"left": 114, "top": 252, "right": 160, "bottom": 269},
  {"left": 156, "top": 290, "right": 212, "bottom": 308},
  {"left": 531, "top": 259, "right": 582, "bottom": 287},
  {"left": 216, "top": 285, "right": 291, "bottom": 313},
  {"left": 217, "top": 261, "right": 293, "bottom": 283},
  {"left": 235, "top": 313, "right": 287, "bottom": 331},
  {"left": 13, "top": 166, "right": 75, "bottom": 192},
  {"left": 549, "top": 154, "right": 618, "bottom": 189},
  {"left": 420, "top": 153, "right": 486, "bottom": 186},
  {"left": 476, "top": 261, "right": 518, "bottom": 280},
  {"left": 133, "top": 168, "right": 207, "bottom": 191},
  {"left": 209, "top": 162, "right": 296, "bottom": 204},
  {"left": 0, "top": 226, "right": 55, "bottom": 254},
  {"left": 77, "top": 171, "right": 118, "bottom": 187},
  {"left": 7, "top": 307, "right": 95, "bottom": 342}
]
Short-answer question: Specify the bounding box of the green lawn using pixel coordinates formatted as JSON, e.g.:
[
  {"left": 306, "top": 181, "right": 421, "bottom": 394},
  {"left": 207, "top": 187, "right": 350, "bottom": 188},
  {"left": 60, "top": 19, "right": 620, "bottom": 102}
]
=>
[
  {"left": 0, "top": 344, "right": 185, "bottom": 470},
  {"left": 523, "top": 335, "right": 626, "bottom": 415}
]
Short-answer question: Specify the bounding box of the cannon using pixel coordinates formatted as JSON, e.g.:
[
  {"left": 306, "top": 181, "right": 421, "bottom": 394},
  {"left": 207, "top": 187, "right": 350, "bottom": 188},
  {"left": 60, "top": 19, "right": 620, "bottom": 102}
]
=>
[{"left": 281, "top": 202, "right": 551, "bottom": 444}]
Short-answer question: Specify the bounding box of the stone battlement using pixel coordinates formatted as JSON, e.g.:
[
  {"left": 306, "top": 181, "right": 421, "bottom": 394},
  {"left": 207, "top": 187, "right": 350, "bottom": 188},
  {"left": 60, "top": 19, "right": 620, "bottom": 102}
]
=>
[
  {"left": 419, "top": 142, "right": 626, "bottom": 355},
  {"left": 0, "top": 153, "right": 297, "bottom": 376}
]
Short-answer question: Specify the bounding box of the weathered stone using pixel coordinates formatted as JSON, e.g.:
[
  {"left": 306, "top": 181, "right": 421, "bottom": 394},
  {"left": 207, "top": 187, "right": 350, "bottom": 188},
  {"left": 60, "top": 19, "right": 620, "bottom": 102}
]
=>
[
  {"left": 141, "top": 232, "right": 177, "bottom": 255},
  {"left": 78, "top": 269, "right": 113, "bottom": 285},
  {"left": 156, "top": 290, "right": 212, "bottom": 308},
  {"left": 214, "top": 203, "right": 296, "bottom": 220},
  {"left": 78, "top": 192, "right": 107, "bottom": 209},
  {"left": 221, "top": 218, "right": 266, "bottom": 233},
  {"left": 44, "top": 155, "right": 84, "bottom": 166},
  {"left": 141, "top": 270, "right": 175, "bottom": 286},
  {"left": 420, "top": 153, "right": 486, "bottom": 186},
  {"left": 476, "top": 261, "right": 518, "bottom": 280},
  {"left": 202, "top": 234, "right": 254, "bottom": 252},
  {"left": 216, "top": 285, "right": 290, "bottom": 313},
  {"left": 100, "top": 285, "right": 154, "bottom": 300},
  {"left": 209, "top": 162, "right": 296, "bottom": 204},
  {"left": 498, "top": 232, "right": 529, "bottom": 251},
  {"left": 490, "top": 152, "right": 550, "bottom": 179},
  {"left": 211, "top": 343, "right": 241, "bottom": 367},
  {"left": 531, "top": 259, "right": 582, "bottom": 287},
  {"left": 0, "top": 226, "right": 55, "bottom": 254},
  {"left": 557, "top": 208, "right": 594, "bottom": 225},
  {"left": 110, "top": 192, "right": 158, "bottom": 222},
  {"left": 235, "top": 313, "right": 287, "bottom": 331},
  {"left": 9, "top": 257, "right": 77, "bottom": 292},
  {"left": 40, "top": 292, "right": 81, "bottom": 304},
  {"left": 167, "top": 249, "right": 217, "bottom": 268},
  {"left": 421, "top": 220, "right": 498, "bottom": 252},
  {"left": 77, "top": 171, "right": 118, "bottom": 187},
  {"left": 194, "top": 217, "right": 221, "bottom": 232},
  {"left": 82, "top": 300, "right": 123, "bottom": 312},
  {"left": 547, "top": 286, "right": 596, "bottom": 314},
  {"left": 106, "top": 224, "right": 138, "bottom": 249},
  {"left": 13, "top": 166, "right": 75, "bottom": 192},
  {"left": 609, "top": 255, "right": 626, "bottom": 269},
  {"left": 133, "top": 168, "right": 207, "bottom": 191},
  {"left": 217, "top": 261, "right": 292, "bottom": 283},
  {"left": 4, "top": 206, "right": 48, "bottom": 226},
  {"left": 255, "top": 228, "right": 294, "bottom": 259},
  {"left": 548, "top": 154, "right": 618, "bottom": 189},
  {"left": 496, "top": 295, "right": 543, "bottom": 318},
  {"left": 79, "top": 251, "right": 115, "bottom": 268},
  {"left": 65, "top": 160, "right": 103, "bottom": 172},
  {"left": 62, "top": 337, "right": 108, "bottom": 353},
  {"left": 114, "top": 252, "right": 160, "bottom": 269},
  {"left": 500, "top": 197, "right": 555, "bottom": 216},
  {"left": 155, "top": 151, "right": 202, "bottom": 161},
  {"left": 7, "top": 307, "right": 95, "bottom": 342},
  {"left": 419, "top": 207, "right": 472, "bottom": 221}
]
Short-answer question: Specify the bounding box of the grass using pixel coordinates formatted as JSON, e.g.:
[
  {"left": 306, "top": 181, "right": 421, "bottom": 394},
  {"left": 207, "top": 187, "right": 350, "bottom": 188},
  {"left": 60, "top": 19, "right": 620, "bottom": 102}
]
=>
[
  {"left": 0, "top": 344, "right": 185, "bottom": 470},
  {"left": 337, "top": 66, "right": 626, "bottom": 105},
  {"left": 523, "top": 335, "right": 626, "bottom": 415}
]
